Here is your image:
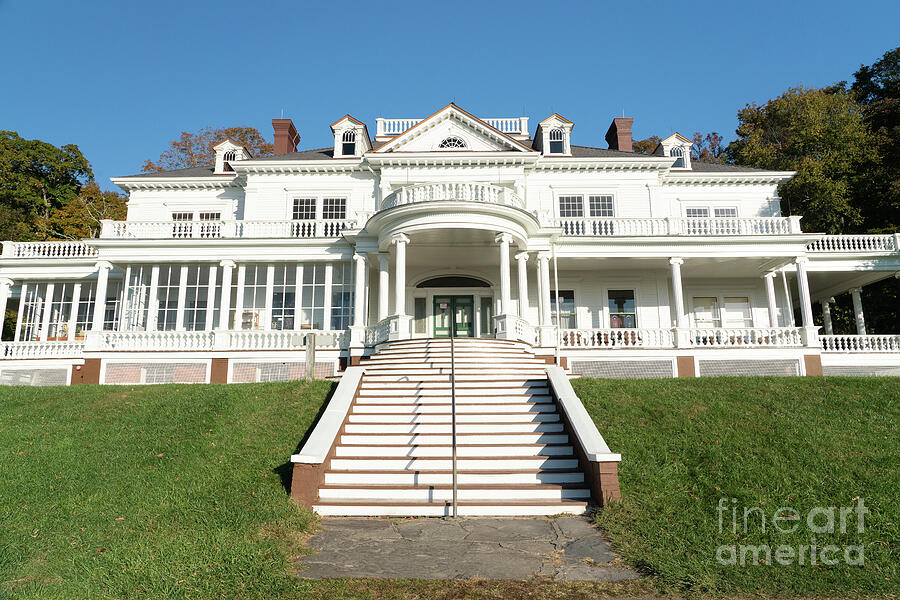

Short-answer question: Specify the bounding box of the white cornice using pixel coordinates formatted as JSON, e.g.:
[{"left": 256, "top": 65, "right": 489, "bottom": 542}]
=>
[
  {"left": 231, "top": 161, "right": 363, "bottom": 175},
  {"left": 532, "top": 157, "right": 673, "bottom": 172},
  {"left": 111, "top": 175, "right": 242, "bottom": 192},
  {"left": 365, "top": 152, "right": 538, "bottom": 167},
  {"left": 662, "top": 171, "right": 796, "bottom": 186}
]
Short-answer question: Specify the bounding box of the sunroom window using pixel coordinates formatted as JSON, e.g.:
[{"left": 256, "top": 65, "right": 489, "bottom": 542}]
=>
[
  {"left": 692, "top": 297, "right": 720, "bottom": 327},
  {"left": 341, "top": 130, "right": 356, "bottom": 156},
  {"left": 550, "top": 290, "right": 576, "bottom": 328},
  {"left": 608, "top": 290, "right": 636, "bottom": 328},
  {"left": 549, "top": 128, "right": 565, "bottom": 154}
]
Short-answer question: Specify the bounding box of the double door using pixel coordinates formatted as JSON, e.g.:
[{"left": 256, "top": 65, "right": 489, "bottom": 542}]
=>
[{"left": 433, "top": 295, "right": 474, "bottom": 338}]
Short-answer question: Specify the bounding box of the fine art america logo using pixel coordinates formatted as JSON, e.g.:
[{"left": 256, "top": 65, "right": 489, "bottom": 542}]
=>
[{"left": 716, "top": 497, "right": 868, "bottom": 566}]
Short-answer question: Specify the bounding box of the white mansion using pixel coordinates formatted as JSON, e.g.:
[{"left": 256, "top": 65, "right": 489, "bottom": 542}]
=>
[{"left": 1, "top": 103, "right": 899, "bottom": 386}]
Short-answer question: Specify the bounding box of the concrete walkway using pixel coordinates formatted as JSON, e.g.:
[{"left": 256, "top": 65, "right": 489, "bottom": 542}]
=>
[{"left": 296, "top": 516, "right": 642, "bottom": 581}]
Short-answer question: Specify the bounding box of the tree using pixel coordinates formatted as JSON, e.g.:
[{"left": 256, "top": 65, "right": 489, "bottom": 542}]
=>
[
  {"left": 44, "top": 182, "right": 127, "bottom": 239},
  {"left": 691, "top": 131, "right": 725, "bottom": 163},
  {"left": 142, "top": 126, "right": 275, "bottom": 172},
  {"left": 0, "top": 131, "right": 92, "bottom": 240},
  {"left": 631, "top": 136, "right": 661, "bottom": 155},
  {"left": 726, "top": 87, "right": 874, "bottom": 234}
]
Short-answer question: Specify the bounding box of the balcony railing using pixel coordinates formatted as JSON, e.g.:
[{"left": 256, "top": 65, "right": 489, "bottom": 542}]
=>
[
  {"left": 375, "top": 116, "right": 528, "bottom": 138},
  {"left": 689, "top": 327, "right": 803, "bottom": 348},
  {"left": 382, "top": 182, "right": 525, "bottom": 211},
  {"left": 807, "top": 234, "right": 899, "bottom": 253},
  {"left": 99, "top": 219, "right": 355, "bottom": 240},
  {"left": 558, "top": 327, "right": 804, "bottom": 349},
  {"left": 0, "top": 341, "right": 85, "bottom": 358},
  {"left": 821, "top": 334, "right": 900, "bottom": 352},
  {"left": 552, "top": 216, "right": 803, "bottom": 237},
  {"left": 560, "top": 328, "right": 674, "bottom": 349},
  {"left": 1, "top": 241, "right": 98, "bottom": 259},
  {"left": 100, "top": 330, "right": 348, "bottom": 351}
]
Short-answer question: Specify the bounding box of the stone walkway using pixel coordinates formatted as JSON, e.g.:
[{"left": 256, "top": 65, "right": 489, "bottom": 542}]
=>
[{"left": 296, "top": 516, "right": 642, "bottom": 581}]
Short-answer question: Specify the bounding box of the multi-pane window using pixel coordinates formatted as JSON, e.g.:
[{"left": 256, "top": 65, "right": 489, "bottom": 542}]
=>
[
  {"left": 198, "top": 212, "right": 222, "bottom": 238},
  {"left": 549, "top": 128, "right": 565, "bottom": 154},
  {"left": 74, "top": 282, "right": 96, "bottom": 338},
  {"left": 322, "top": 197, "right": 347, "bottom": 220},
  {"left": 608, "top": 290, "right": 636, "bottom": 328},
  {"left": 292, "top": 198, "right": 316, "bottom": 220},
  {"left": 18, "top": 284, "right": 45, "bottom": 341},
  {"left": 558, "top": 195, "right": 584, "bottom": 218},
  {"left": 714, "top": 207, "right": 738, "bottom": 218},
  {"left": 692, "top": 297, "right": 720, "bottom": 327},
  {"left": 342, "top": 130, "right": 356, "bottom": 156},
  {"left": 438, "top": 136, "right": 467, "bottom": 149},
  {"left": 123, "top": 265, "right": 153, "bottom": 331},
  {"left": 102, "top": 280, "right": 122, "bottom": 331},
  {"left": 670, "top": 146, "right": 685, "bottom": 168},
  {"left": 183, "top": 266, "right": 211, "bottom": 331},
  {"left": 271, "top": 265, "right": 296, "bottom": 330},
  {"left": 685, "top": 207, "right": 709, "bottom": 218},
  {"left": 238, "top": 264, "right": 267, "bottom": 330},
  {"left": 414, "top": 297, "right": 427, "bottom": 334},
  {"left": 46, "top": 283, "right": 77, "bottom": 340},
  {"left": 155, "top": 265, "right": 181, "bottom": 331},
  {"left": 479, "top": 297, "right": 493, "bottom": 336},
  {"left": 171, "top": 212, "right": 194, "bottom": 238},
  {"left": 299, "top": 264, "right": 326, "bottom": 329},
  {"left": 330, "top": 262, "right": 355, "bottom": 330},
  {"left": 722, "top": 297, "right": 752, "bottom": 327},
  {"left": 172, "top": 212, "right": 193, "bottom": 221},
  {"left": 589, "top": 195, "right": 614, "bottom": 217},
  {"left": 550, "top": 290, "right": 576, "bottom": 329}
]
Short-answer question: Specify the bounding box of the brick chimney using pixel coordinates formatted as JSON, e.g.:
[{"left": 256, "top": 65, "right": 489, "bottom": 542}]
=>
[
  {"left": 605, "top": 117, "right": 634, "bottom": 152},
  {"left": 272, "top": 118, "right": 300, "bottom": 154}
]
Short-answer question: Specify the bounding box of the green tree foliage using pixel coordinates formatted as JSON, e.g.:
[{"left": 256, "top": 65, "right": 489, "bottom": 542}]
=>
[
  {"left": 142, "top": 126, "right": 274, "bottom": 172},
  {"left": 631, "top": 135, "right": 661, "bottom": 155},
  {"left": 691, "top": 131, "right": 725, "bottom": 163},
  {"left": 727, "top": 87, "right": 874, "bottom": 234},
  {"left": 45, "top": 181, "right": 127, "bottom": 240},
  {"left": 0, "top": 131, "right": 93, "bottom": 240}
]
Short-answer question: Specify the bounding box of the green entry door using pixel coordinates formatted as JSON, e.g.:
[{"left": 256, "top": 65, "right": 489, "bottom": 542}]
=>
[{"left": 433, "top": 295, "right": 474, "bottom": 338}]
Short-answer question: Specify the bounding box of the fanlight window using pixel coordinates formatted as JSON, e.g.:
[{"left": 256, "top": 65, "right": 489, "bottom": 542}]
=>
[
  {"left": 223, "top": 150, "right": 236, "bottom": 162},
  {"left": 438, "top": 136, "right": 467, "bottom": 149},
  {"left": 548, "top": 128, "right": 565, "bottom": 153},
  {"left": 341, "top": 130, "right": 356, "bottom": 156},
  {"left": 670, "top": 146, "right": 685, "bottom": 168}
]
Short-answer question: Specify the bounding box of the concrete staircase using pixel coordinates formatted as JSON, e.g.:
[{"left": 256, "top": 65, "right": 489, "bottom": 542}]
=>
[{"left": 312, "top": 338, "right": 591, "bottom": 516}]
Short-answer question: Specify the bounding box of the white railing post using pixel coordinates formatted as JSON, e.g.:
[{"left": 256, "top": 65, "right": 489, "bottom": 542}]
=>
[
  {"left": 763, "top": 273, "right": 779, "bottom": 327},
  {"left": 515, "top": 251, "right": 529, "bottom": 318}
]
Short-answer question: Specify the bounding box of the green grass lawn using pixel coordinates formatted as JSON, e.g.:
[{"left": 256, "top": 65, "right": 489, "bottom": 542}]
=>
[{"left": 0, "top": 377, "right": 897, "bottom": 599}]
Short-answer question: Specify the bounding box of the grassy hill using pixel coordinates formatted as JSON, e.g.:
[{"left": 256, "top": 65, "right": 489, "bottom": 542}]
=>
[{"left": 1, "top": 377, "right": 897, "bottom": 599}]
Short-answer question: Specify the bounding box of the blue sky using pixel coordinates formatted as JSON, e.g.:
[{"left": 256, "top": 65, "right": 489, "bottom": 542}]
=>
[{"left": 1, "top": 0, "right": 898, "bottom": 189}]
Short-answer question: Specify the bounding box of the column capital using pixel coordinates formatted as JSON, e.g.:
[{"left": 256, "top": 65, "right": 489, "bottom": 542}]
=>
[
  {"left": 495, "top": 232, "right": 513, "bottom": 245},
  {"left": 849, "top": 286, "right": 862, "bottom": 294},
  {"left": 377, "top": 252, "right": 390, "bottom": 267},
  {"left": 219, "top": 259, "right": 236, "bottom": 268},
  {"left": 762, "top": 271, "right": 778, "bottom": 279},
  {"left": 794, "top": 256, "right": 809, "bottom": 265},
  {"left": 390, "top": 233, "right": 410, "bottom": 245},
  {"left": 0, "top": 277, "right": 13, "bottom": 288},
  {"left": 536, "top": 251, "right": 551, "bottom": 262},
  {"left": 669, "top": 257, "right": 684, "bottom": 266},
  {"left": 821, "top": 296, "right": 835, "bottom": 304},
  {"left": 514, "top": 251, "right": 530, "bottom": 262},
  {"left": 95, "top": 260, "right": 113, "bottom": 271},
  {"left": 353, "top": 252, "right": 367, "bottom": 263}
]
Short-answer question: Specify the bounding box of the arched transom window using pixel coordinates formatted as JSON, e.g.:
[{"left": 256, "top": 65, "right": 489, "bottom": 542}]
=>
[
  {"left": 669, "top": 146, "right": 685, "bottom": 168},
  {"left": 223, "top": 150, "right": 236, "bottom": 162},
  {"left": 549, "top": 128, "right": 565, "bottom": 153},
  {"left": 341, "top": 130, "right": 356, "bottom": 156},
  {"left": 438, "top": 136, "right": 467, "bottom": 149}
]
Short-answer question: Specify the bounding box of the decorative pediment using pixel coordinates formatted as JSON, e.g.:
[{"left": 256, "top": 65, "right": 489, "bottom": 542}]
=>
[
  {"left": 331, "top": 115, "right": 371, "bottom": 157},
  {"left": 374, "top": 104, "right": 533, "bottom": 153},
  {"left": 654, "top": 133, "right": 693, "bottom": 169},
  {"left": 534, "top": 114, "right": 574, "bottom": 156},
  {"left": 213, "top": 139, "right": 251, "bottom": 174}
]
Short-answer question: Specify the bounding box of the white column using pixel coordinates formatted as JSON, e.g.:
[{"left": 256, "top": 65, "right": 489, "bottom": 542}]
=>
[
  {"left": 263, "top": 264, "right": 275, "bottom": 330},
  {"left": 204, "top": 264, "right": 217, "bottom": 331},
  {"left": 39, "top": 282, "right": 54, "bottom": 341},
  {"left": 218, "top": 260, "right": 235, "bottom": 329},
  {"left": 14, "top": 282, "right": 27, "bottom": 341},
  {"left": 292, "top": 264, "right": 303, "bottom": 330},
  {"left": 781, "top": 269, "right": 795, "bottom": 326},
  {"left": 146, "top": 265, "right": 160, "bottom": 331},
  {"left": 496, "top": 233, "right": 512, "bottom": 315},
  {"left": 850, "top": 287, "right": 866, "bottom": 335},
  {"left": 323, "top": 263, "right": 333, "bottom": 331},
  {"left": 794, "top": 257, "right": 814, "bottom": 327},
  {"left": 763, "top": 272, "right": 778, "bottom": 327},
  {"left": 175, "top": 265, "right": 188, "bottom": 331},
  {"left": 822, "top": 297, "right": 834, "bottom": 335},
  {"left": 233, "top": 264, "right": 246, "bottom": 329},
  {"left": 392, "top": 233, "right": 409, "bottom": 316},
  {"left": 669, "top": 258, "right": 686, "bottom": 328},
  {"left": 535, "top": 259, "right": 544, "bottom": 325},
  {"left": 515, "top": 252, "right": 529, "bottom": 318},
  {"left": 538, "top": 252, "right": 551, "bottom": 325},
  {"left": 67, "top": 282, "right": 81, "bottom": 340},
  {"left": 353, "top": 253, "right": 366, "bottom": 327},
  {"left": 377, "top": 253, "right": 390, "bottom": 322},
  {"left": 0, "top": 278, "right": 12, "bottom": 338},
  {"left": 92, "top": 262, "right": 113, "bottom": 332}
]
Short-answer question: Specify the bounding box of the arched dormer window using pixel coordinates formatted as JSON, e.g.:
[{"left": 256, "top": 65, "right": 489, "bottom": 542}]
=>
[
  {"left": 342, "top": 130, "right": 356, "bottom": 156},
  {"left": 549, "top": 128, "right": 565, "bottom": 154},
  {"left": 223, "top": 150, "right": 236, "bottom": 162},
  {"left": 438, "top": 136, "right": 467, "bottom": 149},
  {"left": 670, "top": 146, "right": 685, "bottom": 168}
]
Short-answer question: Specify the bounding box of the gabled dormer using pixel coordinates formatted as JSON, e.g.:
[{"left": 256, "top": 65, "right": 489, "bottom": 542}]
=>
[
  {"left": 331, "top": 115, "right": 372, "bottom": 158},
  {"left": 654, "top": 133, "right": 693, "bottom": 169},
  {"left": 534, "top": 114, "right": 573, "bottom": 156},
  {"left": 213, "top": 139, "right": 251, "bottom": 174}
]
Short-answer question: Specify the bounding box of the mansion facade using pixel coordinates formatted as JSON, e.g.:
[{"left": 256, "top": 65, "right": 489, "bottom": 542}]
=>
[{"left": 1, "top": 103, "right": 899, "bottom": 386}]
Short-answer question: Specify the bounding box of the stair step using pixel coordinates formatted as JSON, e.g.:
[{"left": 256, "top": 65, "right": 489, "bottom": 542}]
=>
[
  {"left": 324, "top": 470, "right": 585, "bottom": 485},
  {"left": 359, "top": 389, "right": 550, "bottom": 397},
  {"left": 334, "top": 444, "right": 574, "bottom": 457},
  {"left": 343, "top": 423, "right": 564, "bottom": 434},
  {"left": 328, "top": 457, "right": 579, "bottom": 471},
  {"left": 340, "top": 433, "right": 570, "bottom": 445},
  {"left": 318, "top": 485, "right": 591, "bottom": 501},
  {"left": 347, "top": 413, "right": 560, "bottom": 424},
  {"left": 311, "top": 500, "right": 589, "bottom": 517},
  {"left": 355, "top": 395, "right": 553, "bottom": 405},
  {"left": 353, "top": 403, "right": 557, "bottom": 414},
  {"left": 360, "top": 380, "right": 549, "bottom": 389}
]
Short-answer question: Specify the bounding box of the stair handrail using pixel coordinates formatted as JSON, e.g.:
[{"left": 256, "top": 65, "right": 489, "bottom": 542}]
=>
[{"left": 450, "top": 331, "right": 458, "bottom": 518}]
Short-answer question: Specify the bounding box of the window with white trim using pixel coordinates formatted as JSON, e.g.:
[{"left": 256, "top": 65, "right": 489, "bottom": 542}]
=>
[
  {"left": 123, "top": 265, "right": 152, "bottom": 331},
  {"left": 101, "top": 280, "right": 122, "bottom": 332},
  {"left": 341, "top": 130, "right": 356, "bottom": 156},
  {"left": 549, "top": 128, "right": 565, "bottom": 154},
  {"left": 238, "top": 264, "right": 267, "bottom": 330},
  {"left": 271, "top": 265, "right": 296, "bottom": 331},
  {"left": 722, "top": 297, "right": 752, "bottom": 327},
  {"left": 550, "top": 290, "right": 576, "bottom": 329},
  {"left": 19, "top": 284, "right": 44, "bottom": 341},
  {"left": 46, "top": 283, "right": 76, "bottom": 340},
  {"left": 558, "top": 195, "right": 584, "bottom": 218},
  {"left": 330, "top": 262, "right": 355, "bottom": 330},
  {"left": 692, "top": 297, "right": 720, "bottom": 327},
  {"left": 299, "top": 264, "right": 325, "bottom": 329},
  {"left": 589, "top": 195, "right": 614, "bottom": 217},
  {"left": 608, "top": 290, "right": 636, "bottom": 328},
  {"left": 292, "top": 198, "right": 316, "bottom": 220},
  {"left": 155, "top": 265, "right": 181, "bottom": 331},
  {"left": 685, "top": 207, "right": 709, "bottom": 218},
  {"left": 670, "top": 146, "right": 685, "bottom": 168},
  {"left": 182, "top": 266, "right": 211, "bottom": 331},
  {"left": 322, "top": 197, "right": 347, "bottom": 220},
  {"left": 714, "top": 207, "right": 738, "bottom": 218},
  {"left": 438, "top": 136, "right": 467, "bottom": 149}
]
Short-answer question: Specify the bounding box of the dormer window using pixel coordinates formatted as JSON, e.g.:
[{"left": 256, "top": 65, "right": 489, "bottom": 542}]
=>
[
  {"left": 223, "top": 150, "right": 236, "bottom": 162},
  {"left": 342, "top": 130, "right": 356, "bottom": 156},
  {"left": 670, "top": 146, "right": 685, "bottom": 168},
  {"left": 655, "top": 133, "right": 693, "bottom": 169},
  {"left": 213, "top": 139, "right": 250, "bottom": 174},
  {"left": 549, "top": 129, "right": 565, "bottom": 154},
  {"left": 438, "top": 136, "right": 467, "bottom": 149}
]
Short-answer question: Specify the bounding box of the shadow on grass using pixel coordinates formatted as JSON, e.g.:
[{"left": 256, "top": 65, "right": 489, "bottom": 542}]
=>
[{"left": 273, "top": 380, "right": 339, "bottom": 495}]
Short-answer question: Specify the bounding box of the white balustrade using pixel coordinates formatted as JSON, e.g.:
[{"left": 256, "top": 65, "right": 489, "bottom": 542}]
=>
[
  {"left": 227, "top": 329, "right": 347, "bottom": 351},
  {"left": 365, "top": 318, "right": 392, "bottom": 346},
  {"left": 821, "top": 334, "right": 900, "bottom": 352},
  {"left": 807, "top": 235, "right": 899, "bottom": 253},
  {"left": 688, "top": 327, "right": 803, "bottom": 348},
  {"left": 375, "top": 116, "right": 526, "bottom": 138},
  {"left": 100, "top": 219, "right": 355, "bottom": 240},
  {"left": 102, "top": 331, "right": 215, "bottom": 351},
  {"left": 551, "top": 217, "right": 800, "bottom": 237},
  {"left": 0, "top": 341, "right": 84, "bottom": 358},
  {"left": 375, "top": 118, "right": 422, "bottom": 137},
  {"left": 1, "top": 241, "right": 98, "bottom": 259},
  {"left": 382, "top": 182, "right": 525, "bottom": 210},
  {"left": 559, "top": 328, "right": 674, "bottom": 349}
]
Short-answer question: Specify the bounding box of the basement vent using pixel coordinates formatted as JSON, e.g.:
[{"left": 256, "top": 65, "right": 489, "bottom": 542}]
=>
[
  {"left": 0, "top": 368, "right": 69, "bottom": 386},
  {"left": 571, "top": 360, "right": 674, "bottom": 379},
  {"left": 104, "top": 362, "right": 208, "bottom": 385},
  {"left": 698, "top": 359, "right": 800, "bottom": 377},
  {"left": 823, "top": 365, "right": 900, "bottom": 377},
  {"left": 231, "top": 361, "right": 335, "bottom": 383}
]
